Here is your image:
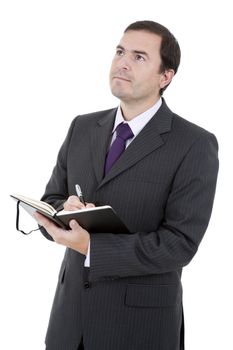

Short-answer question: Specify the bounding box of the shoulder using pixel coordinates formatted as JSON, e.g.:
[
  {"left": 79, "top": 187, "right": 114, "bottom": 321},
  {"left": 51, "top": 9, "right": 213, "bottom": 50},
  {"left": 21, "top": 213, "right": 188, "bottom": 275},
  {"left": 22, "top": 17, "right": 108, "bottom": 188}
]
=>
[
  {"left": 172, "top": 112, "right": 212, "bottom": 137},
  {"left": 160, "top": 100, "right": 218, "bottom": 155},
  {"left": 63, "top": 108, "right": 117, "bottom": 142},
  {"left": 72, "top": 108, "right": 117, "bottom": 127},
  {"left": 160, "top": 99, "right": 218, "bottom": 146},
  {"left": 172, "top": 112, "right": 218, "bottom": 151}
]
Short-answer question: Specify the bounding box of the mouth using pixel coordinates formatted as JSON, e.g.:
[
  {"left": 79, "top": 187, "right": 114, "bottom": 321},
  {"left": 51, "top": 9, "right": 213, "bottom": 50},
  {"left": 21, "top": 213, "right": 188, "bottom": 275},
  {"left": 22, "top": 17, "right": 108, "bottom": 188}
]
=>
[{"left": 113, "top": 76, "right": 131, "bottom": 82}]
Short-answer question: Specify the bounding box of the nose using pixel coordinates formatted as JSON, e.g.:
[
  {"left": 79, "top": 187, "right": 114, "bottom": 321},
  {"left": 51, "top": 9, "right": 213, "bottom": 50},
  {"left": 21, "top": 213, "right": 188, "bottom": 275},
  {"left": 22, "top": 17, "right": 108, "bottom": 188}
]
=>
[{"left": 117, "top": 55, "right": 131, "bottom": 70}]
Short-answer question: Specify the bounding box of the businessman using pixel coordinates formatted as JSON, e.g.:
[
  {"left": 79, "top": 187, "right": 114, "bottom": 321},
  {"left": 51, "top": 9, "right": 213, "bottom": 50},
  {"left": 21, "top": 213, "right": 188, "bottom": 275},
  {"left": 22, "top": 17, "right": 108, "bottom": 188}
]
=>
[{"left": 35, "top": 20, "right": 219, "bottom": 350}]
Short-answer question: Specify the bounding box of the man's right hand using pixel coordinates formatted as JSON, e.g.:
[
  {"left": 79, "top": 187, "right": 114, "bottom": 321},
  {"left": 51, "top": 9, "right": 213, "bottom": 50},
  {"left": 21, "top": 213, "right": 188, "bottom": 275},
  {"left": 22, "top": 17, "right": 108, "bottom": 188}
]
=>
[{"left": 63, "top": 195, "right": 95, "bottom": 211}]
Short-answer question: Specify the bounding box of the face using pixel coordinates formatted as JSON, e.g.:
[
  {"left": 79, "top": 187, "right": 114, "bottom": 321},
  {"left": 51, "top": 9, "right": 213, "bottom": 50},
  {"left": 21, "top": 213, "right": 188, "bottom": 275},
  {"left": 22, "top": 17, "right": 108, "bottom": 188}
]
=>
[{"left": 109, "top": 30, "right": 172, "bottom": 106}]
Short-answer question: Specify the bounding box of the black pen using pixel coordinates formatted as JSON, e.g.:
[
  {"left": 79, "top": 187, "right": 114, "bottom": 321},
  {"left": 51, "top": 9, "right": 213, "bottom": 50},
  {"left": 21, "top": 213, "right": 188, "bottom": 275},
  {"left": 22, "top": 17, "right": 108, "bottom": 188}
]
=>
[{"left": 75, "top": 184, "right": 86, "bottom": 205}]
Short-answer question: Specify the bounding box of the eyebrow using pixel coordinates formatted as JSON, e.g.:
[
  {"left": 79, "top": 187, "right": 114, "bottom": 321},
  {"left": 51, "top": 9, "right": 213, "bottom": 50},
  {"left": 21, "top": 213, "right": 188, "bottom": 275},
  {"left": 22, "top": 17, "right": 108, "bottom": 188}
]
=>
[{"left": 116, "top": 45, "right": 149, "bottom": 58}]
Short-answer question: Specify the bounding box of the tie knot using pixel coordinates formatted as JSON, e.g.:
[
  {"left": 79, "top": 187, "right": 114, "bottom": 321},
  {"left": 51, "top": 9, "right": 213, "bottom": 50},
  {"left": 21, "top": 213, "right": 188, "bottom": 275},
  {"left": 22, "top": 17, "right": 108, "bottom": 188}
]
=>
[{"left": 116, "top": 123, "right": 134, "bottom": 141}]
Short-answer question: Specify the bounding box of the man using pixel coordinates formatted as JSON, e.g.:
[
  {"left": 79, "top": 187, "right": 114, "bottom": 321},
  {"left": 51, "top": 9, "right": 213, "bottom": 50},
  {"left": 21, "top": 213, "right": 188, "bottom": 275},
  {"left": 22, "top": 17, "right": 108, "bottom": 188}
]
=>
[{"left": 35, "top": 20, "right": 219, "bottom": 350}]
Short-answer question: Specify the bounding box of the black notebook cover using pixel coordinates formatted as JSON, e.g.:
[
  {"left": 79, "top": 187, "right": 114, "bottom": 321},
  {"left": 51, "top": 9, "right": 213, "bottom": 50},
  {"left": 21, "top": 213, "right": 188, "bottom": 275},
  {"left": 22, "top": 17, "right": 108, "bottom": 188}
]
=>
[{"left": 11, "top": 194, "right": 130, "bottom": 234}]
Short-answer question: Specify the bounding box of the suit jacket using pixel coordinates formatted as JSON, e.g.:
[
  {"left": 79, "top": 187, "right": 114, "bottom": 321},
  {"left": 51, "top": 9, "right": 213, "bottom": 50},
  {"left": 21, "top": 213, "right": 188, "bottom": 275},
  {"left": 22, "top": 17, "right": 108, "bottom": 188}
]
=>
[{"left": 41, "top": 99, "right": 219, "bottom": 350}]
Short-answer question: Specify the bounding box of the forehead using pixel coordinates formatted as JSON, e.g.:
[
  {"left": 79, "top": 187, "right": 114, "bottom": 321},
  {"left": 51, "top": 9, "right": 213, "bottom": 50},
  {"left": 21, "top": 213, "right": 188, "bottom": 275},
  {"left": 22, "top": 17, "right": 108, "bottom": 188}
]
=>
[{"left": 118, "top": 30, "right": 162, "bottom": 54}]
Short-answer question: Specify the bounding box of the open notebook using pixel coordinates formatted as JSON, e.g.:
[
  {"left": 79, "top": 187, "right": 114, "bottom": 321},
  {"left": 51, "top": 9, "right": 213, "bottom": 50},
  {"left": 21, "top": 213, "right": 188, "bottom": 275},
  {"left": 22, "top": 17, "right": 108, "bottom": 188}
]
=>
[{"left": 11, "top": 193, "right": 129, "bottom": 233}]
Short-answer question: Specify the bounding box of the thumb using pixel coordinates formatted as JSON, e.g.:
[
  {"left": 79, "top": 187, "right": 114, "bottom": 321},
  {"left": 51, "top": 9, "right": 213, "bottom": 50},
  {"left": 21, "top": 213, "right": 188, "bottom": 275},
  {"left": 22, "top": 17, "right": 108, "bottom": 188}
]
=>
[{"left": 69, "top": 220, "right": 80, "bottom": 230}]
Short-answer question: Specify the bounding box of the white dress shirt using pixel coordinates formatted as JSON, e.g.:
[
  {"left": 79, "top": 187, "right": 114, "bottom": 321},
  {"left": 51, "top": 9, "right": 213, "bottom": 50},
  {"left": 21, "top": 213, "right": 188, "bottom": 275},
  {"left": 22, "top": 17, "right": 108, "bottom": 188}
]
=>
[{"left": 84, "top": 98, "right": 162, "bottom": 266}]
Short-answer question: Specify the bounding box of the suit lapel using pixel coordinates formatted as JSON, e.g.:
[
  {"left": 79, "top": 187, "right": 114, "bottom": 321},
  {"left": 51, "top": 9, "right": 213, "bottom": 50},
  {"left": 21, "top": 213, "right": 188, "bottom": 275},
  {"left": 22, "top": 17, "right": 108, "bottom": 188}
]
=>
[
  {"left": 91, "top": 108, "right": 117, "bottom": 183},
  {"left": 97, "top": 100, "right": 174, "bottom": 188}
]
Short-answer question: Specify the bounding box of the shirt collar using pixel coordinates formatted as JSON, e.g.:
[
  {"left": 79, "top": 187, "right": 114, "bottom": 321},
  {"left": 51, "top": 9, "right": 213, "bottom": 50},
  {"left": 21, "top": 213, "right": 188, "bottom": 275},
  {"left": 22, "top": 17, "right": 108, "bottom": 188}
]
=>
[{"left": 113, "top": 98, "right": 162, "bottom": 138}]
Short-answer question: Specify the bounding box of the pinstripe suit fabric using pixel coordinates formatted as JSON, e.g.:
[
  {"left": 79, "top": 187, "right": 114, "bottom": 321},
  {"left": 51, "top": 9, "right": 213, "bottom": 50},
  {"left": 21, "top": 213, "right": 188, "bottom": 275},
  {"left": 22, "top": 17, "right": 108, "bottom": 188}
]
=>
[{"left": 41, "top": 99, "right": 218, "bottom": 350}]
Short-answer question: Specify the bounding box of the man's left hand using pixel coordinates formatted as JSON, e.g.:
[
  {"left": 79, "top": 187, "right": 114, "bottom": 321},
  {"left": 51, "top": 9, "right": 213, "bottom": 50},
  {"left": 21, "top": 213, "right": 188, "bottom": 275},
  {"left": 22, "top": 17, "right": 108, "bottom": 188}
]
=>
[{"left": 34, "top": 212, "right": 90, "bottom": 255}]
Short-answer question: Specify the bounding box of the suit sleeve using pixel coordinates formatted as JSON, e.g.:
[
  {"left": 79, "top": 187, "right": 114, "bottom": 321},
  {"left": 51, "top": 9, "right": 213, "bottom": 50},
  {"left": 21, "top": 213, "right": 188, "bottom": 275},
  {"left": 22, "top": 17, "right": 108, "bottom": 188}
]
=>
[
  {"left": 39, "top": 118, "right": 76, "bottom": 241},
  {"left": 89, "top": 132, "right": 219, "bottom": 282}
]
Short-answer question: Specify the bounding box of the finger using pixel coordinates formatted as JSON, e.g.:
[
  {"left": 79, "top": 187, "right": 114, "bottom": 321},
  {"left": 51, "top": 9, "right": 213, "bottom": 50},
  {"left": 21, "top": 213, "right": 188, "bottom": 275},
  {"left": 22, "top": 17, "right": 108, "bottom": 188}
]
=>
[
  {"left": 34, "top": 212, "right": 50, "bottom": 225},
  {"left": 67, "top": 196, "right": 81, "bottom": 205},
  {"left": 34, "top": 212, "right": 65, "bottom": 243},
  {"left": 64, "top": 204, "right": 82, "bottom": 211},
  {"left": 69, "top": 219, "right": 81, "bottom": 230},
  {"left": 64, "top": 196, "right": 85, "bottom": 211},
  {"left": 85, "top": 203, "right": 95, "bottom": 208},
  {"left": 34, "top": 212, "right": 57, "bottom": 231}
]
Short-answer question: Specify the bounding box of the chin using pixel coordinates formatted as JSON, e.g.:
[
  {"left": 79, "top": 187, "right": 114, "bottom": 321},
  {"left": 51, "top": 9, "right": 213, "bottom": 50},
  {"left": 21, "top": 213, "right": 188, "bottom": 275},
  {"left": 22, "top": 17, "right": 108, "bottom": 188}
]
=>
[
  {"left": 112, "top": 92, "right": 130, "bottom": 101},
  {"left": 111, "top": 86, "right": 130, "bottom": 100}
]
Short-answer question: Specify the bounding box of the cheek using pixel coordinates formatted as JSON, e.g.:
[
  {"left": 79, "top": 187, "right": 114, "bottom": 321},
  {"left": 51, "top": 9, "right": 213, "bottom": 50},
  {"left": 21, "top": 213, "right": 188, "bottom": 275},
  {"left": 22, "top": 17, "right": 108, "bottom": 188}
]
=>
[
  {"left": 110, "top": 57, "right": 119, "bottom": 73},
  {"left": 132, "top": 74, "right": 161, "bottom": 97},
  {"left": 109, "top": 62, "right": 114, "bottom": 76},
  {"left": 109, "top": 62, "right": 118, "bottom": 86},
  {"left": 144, "top": 70, "right": 161, "bottom": 89},
  {"left": 136, "top": 70, "right": 157, "bottom": 88}
]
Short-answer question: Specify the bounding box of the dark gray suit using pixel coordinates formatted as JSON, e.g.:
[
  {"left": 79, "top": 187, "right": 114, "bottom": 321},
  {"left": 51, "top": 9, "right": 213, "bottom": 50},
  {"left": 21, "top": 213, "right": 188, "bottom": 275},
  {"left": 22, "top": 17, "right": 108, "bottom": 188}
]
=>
[{"left": 41, "top": 99, "right": 219, "bottom": 350}]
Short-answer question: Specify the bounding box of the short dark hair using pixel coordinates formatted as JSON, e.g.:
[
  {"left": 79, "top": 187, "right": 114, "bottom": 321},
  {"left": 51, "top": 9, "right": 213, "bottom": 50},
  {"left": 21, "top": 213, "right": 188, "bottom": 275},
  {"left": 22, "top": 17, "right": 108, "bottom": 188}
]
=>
[{"left": 124, "top": 20, "right": 181, "bottom": 95}]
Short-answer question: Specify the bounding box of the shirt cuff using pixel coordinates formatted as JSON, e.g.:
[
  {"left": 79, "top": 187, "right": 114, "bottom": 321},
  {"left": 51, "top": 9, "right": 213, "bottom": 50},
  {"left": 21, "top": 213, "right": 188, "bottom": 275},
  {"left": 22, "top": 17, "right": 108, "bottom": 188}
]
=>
[{"left": 84, "top": 240, "right": 90, "bottom": 267}]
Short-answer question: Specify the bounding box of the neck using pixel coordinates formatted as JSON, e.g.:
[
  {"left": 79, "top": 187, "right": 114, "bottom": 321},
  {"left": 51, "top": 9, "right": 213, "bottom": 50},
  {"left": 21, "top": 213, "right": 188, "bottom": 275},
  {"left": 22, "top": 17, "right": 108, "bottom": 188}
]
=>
[{"left": 120, "top": 97, "right": 160, "bottom": 121}]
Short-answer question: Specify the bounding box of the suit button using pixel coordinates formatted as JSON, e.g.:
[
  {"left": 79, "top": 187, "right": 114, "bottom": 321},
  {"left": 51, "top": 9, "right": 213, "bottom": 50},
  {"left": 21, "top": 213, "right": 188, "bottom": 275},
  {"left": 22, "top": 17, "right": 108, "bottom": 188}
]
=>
[{"left": 84, "top": 282, "right": 90, "bottom": 289}]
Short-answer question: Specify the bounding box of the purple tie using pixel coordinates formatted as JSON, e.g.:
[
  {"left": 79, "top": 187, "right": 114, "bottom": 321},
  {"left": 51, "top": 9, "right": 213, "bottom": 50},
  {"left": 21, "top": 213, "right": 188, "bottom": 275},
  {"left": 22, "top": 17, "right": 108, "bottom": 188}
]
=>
[{"left": 104, "top": 123, "right": 134, "bottom": 175}]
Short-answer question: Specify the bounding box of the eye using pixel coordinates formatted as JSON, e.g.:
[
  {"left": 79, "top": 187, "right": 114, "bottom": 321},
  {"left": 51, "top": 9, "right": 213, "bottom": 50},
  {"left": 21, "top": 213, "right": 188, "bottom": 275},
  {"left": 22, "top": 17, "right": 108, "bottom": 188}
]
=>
[
  {"left": 116, "top": 49, "right": 124, "bottom": 56},
  {"left": 135, "top": 54, "right": 145, "bottom": 62}
]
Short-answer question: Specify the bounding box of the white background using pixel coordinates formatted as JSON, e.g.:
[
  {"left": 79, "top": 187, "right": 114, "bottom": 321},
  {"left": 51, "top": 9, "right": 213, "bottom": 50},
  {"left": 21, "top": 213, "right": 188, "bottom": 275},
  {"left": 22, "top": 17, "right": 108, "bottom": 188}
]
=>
[{"left": 0, "top": 0, "right": 232, "bottom": 349}]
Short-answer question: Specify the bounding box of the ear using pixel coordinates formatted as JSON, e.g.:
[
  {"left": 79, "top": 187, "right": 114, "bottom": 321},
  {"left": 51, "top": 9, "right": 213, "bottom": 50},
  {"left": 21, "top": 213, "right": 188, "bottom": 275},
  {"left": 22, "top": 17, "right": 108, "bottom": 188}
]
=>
[{"left": 160, "top": 69, "right": 175, "bottom": 89}]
